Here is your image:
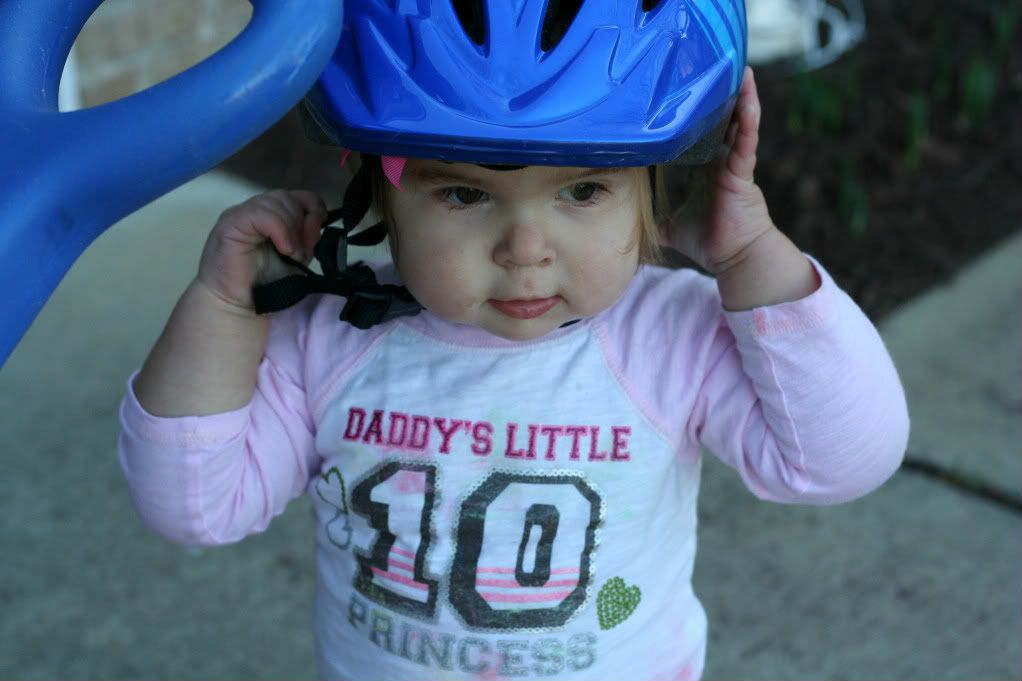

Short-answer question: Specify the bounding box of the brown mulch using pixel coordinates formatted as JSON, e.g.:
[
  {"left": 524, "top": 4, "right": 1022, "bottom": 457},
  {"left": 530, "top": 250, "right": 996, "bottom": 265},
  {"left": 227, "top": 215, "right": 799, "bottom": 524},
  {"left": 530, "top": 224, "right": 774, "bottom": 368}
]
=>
[{"left": 220, "top": 0, "right": 1021, "bottom": 322}]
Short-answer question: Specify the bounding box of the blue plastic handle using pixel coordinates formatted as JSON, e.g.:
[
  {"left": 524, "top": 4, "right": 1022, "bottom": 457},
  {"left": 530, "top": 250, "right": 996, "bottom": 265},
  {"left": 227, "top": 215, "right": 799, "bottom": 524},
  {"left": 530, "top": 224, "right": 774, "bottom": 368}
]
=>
[{"left": 0, "top": 0, "right": 342, "bottom": 366}]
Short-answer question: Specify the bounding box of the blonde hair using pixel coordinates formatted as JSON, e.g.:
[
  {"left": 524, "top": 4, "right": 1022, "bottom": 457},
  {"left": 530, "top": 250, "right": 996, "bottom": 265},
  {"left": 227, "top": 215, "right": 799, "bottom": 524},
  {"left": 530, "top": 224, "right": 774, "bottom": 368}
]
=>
[
  {"left": 363, "top": 156, "right": 673, "bottom": 266},
  {"left": 635, "top": 165, "right": 668, "bottom": 265}
]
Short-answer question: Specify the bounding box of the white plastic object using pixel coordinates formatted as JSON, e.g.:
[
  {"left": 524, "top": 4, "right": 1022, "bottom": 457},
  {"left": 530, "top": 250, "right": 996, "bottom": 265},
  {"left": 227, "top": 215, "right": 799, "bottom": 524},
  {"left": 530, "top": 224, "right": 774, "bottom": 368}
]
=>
[{"left": 746, "top": 0, "right": 866, "bottom": 71}]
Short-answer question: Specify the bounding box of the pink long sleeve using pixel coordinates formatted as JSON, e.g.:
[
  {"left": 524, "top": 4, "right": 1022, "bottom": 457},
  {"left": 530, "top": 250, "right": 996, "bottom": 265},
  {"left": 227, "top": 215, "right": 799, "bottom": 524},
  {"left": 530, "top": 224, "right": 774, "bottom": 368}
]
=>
[
  {"left": 596, "top": 256, "right": 909, "bottom": 504},
  {"left": 118, "top": 291, "right": 398, "bottom": 546},
  {"left": 118, "top": 305, "right": 321, "bottom": 546}
]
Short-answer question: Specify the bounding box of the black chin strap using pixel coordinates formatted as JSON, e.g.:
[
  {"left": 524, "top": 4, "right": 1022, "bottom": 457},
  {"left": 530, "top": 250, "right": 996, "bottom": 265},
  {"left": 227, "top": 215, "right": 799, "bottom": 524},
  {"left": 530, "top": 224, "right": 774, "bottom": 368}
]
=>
[{"left": 251, "top": 159, "right": 423, "bottom": 329}]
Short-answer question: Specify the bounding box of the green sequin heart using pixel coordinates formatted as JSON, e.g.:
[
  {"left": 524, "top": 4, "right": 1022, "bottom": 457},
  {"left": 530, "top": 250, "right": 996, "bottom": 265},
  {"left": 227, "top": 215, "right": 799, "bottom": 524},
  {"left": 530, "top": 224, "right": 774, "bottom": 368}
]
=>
[{"left": 597, "top": 577, "right": 641, "bottom": 630}]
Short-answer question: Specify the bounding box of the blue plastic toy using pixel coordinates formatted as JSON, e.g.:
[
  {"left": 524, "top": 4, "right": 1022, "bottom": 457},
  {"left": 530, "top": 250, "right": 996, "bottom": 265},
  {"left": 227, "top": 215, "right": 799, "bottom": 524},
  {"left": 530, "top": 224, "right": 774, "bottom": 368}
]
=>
[{"left": 0, "top": 0, "right": 343, "bottom": 366}]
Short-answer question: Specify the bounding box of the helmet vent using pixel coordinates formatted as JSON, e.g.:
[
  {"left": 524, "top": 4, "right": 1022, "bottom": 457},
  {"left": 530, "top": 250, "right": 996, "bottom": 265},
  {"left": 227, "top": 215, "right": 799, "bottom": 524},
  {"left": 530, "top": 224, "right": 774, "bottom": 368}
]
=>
[
  {"left": 642, "top": 0, "right": 665, "bottom": 10},
  {"left": 451, "top": 0, "right": 486, "bottom": 45},
  {"left": 541, "top": 0, "right": 584, "bottom": 52}
]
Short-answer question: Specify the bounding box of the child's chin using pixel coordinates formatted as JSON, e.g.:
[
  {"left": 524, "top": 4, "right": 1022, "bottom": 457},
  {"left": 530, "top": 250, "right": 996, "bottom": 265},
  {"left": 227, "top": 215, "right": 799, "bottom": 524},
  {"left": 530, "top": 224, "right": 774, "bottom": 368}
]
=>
[{"left": 483, "top": 319, "right": 562, "bottom": 342}]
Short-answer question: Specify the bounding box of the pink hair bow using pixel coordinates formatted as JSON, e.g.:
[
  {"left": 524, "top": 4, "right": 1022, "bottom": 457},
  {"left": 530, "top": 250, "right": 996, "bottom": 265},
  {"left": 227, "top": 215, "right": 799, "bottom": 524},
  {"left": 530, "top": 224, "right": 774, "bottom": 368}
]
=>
[{"left": 339, "top": 149, "right": 406, "bottom": 189}]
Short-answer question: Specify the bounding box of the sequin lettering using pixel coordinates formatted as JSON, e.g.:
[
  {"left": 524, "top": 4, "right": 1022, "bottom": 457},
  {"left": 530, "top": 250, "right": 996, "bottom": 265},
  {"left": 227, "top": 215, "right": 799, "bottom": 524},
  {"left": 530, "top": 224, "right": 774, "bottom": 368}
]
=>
[{"left": 348, "top": 593, "right": 597, "bottom": 676}]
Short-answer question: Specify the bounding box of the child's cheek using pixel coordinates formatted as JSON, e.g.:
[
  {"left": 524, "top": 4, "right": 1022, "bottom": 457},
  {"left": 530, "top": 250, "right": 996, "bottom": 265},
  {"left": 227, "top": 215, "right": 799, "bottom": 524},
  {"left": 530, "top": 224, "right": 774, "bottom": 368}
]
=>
[
  {"left": 574, "top": 242, "right": 638, "bottom": 312},
  {"left": 401, "top": 247, "right": 478, "bottom": 318}
]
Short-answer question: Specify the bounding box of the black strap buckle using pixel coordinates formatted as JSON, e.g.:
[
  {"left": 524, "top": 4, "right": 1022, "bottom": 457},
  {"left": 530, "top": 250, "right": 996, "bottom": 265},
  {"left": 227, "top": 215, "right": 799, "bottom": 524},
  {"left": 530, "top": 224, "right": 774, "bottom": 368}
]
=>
[{"left": 340, "top": 285, "right": 421, "bottom": 329}]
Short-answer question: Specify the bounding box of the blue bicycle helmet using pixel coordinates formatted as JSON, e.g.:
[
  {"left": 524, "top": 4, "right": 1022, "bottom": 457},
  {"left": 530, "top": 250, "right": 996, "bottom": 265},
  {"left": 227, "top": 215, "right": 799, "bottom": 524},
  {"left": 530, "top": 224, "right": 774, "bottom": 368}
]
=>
[{"left": 301, "top": 0, "right": 748, "bottom": 167}]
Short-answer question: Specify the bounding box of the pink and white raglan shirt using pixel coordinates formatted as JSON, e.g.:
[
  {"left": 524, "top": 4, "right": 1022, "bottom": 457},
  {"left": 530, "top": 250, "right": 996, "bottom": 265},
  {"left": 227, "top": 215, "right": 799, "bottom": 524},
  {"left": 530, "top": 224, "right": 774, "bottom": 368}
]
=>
[{"left": 118, "top": 259, "right": 908, "bottom": 681}]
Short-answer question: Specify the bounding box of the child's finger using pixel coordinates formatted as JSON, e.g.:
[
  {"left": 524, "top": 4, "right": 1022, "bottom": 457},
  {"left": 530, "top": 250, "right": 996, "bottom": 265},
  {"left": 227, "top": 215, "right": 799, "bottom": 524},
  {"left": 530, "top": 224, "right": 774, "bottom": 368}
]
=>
[
  {"left": 726, "top": 67, "right": 760, "bottom": 181},
  {"left": 287, "top": 189, "right": 328, "bottom": 221},
  {"left": 260, "top": 191, "right": 325, "bottom": 258},
  {"left": 260, "top": 191, "right": 306, "bottom": 230},
  {"left": 218, "top": 200, "right": 290, "bottom": 252},
  {"left": 260, "top": 190, "right": 326, "bottom": 259},
  {"left": 297, "top": 216, "right": 323, "bottom": 263},
  {"left": 286, "top": 190, "right": 329, "bottom": 257},
  {"left": 250, "top": 210, "right": 297, "bottom": 256},
  {"left": 232, "top": 196, "right": 299, "bottom": 256}
]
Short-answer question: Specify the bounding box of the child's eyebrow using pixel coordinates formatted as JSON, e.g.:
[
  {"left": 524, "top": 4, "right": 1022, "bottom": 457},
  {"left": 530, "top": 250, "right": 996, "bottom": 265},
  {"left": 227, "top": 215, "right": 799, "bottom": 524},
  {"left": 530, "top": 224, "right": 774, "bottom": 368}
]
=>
[
  {"left": 407, "top": 166, "right": 489, "bottom": 186},
  {"left": 408, "top": 165, "right": 629, "bottom": 187},
  {"left": 550, "top": 166, "right": 629, "bottom": 184}
]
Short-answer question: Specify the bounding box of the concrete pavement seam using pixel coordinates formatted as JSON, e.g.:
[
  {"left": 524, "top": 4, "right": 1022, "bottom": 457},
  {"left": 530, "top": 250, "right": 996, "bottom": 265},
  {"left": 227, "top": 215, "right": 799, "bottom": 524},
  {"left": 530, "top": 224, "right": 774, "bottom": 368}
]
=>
[{"left": 901, "top": 453, "right": 1022, "bottom": 512}]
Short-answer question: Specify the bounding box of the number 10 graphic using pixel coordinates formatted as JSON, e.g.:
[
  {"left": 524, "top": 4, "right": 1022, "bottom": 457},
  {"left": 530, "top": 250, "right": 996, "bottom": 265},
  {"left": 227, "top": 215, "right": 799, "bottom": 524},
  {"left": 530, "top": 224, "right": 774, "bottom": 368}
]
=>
[{"left": 350, "top": 462, "right": 604, "bottom": 630}]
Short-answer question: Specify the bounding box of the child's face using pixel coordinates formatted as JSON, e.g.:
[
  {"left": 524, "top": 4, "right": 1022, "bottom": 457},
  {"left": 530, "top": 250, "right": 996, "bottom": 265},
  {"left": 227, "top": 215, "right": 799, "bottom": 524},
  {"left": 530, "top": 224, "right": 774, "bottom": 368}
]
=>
[{"left": 387, "top": 160, "right": 643, "bottom": 341}]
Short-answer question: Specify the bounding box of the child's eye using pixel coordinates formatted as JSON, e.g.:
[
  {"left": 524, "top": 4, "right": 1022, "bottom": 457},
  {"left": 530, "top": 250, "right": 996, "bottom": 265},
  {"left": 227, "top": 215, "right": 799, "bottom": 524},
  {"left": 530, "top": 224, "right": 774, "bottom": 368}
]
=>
[
  {"left": 558, "top": 182, "right": 605, "bottom": 204},
  {"left": 440, "top": 186, "right": 488, "bottom": 206}
]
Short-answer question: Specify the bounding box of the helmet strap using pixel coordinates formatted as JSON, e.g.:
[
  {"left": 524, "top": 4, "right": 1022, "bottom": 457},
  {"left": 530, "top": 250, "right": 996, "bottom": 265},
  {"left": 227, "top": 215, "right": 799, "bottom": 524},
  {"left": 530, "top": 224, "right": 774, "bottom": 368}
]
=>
[{"left": 251, "top": 159, "right": 423, "bottom": 328}]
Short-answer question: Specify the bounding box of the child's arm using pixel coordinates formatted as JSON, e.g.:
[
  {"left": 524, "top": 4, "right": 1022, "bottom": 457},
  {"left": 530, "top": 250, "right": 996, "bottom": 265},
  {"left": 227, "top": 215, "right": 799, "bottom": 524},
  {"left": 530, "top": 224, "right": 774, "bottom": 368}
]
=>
[
  {"left": 661, "top": 67, "right": 820, "bottom": 312},
  {"left": 656, "top": 67, "right": 908, "bottom": 502},
  {"left": 120, "top": 190, "right": 327, "bottom": 546},
  {"left": 133, "top": 190, "right": 326, "bottom": 417}
]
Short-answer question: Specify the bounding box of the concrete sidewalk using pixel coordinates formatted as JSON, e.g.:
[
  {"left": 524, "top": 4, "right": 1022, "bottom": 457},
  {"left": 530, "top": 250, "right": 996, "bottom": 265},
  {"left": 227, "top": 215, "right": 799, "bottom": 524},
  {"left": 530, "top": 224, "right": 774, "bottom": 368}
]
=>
[{"left": 1, "top": 172, "right": 1018, "bottom": 680}]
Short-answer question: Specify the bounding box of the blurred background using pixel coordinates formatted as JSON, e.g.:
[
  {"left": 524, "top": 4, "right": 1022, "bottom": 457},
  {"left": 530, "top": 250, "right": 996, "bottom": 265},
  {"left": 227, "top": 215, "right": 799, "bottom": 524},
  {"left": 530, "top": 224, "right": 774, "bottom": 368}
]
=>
[{"left": 2, "top": 0, "right": 1019, "bottom": 679}]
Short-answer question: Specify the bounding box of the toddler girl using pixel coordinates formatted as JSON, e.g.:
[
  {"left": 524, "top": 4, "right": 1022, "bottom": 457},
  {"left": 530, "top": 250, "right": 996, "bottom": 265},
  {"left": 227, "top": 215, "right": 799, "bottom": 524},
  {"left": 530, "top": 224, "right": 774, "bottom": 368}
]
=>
[{"left": 119, "top": 3, "right": 908, "bottom": 679}]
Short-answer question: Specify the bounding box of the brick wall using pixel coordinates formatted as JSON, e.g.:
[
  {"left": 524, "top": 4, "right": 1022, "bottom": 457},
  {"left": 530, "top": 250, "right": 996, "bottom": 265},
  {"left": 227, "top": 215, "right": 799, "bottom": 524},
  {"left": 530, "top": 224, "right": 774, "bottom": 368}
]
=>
[{"left": 72, "top": 0, "right": 252, "bottom": 108}]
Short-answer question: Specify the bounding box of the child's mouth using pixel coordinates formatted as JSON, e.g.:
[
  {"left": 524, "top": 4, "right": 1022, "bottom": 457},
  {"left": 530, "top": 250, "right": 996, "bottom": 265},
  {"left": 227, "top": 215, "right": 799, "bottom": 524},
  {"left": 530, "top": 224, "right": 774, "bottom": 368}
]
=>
[{"left": 489, "top": 296, "right": 560, "bottom": 320}]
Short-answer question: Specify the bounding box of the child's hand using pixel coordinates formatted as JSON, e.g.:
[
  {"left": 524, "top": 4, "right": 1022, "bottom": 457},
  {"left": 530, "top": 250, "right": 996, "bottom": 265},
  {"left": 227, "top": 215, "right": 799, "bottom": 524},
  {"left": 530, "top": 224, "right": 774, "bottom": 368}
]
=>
[
  {"left": 195, "top": 190, "right": 327, "bottom": 312},
  {"left": 661, "top": 67, "right": 776, "bottom": 275}
]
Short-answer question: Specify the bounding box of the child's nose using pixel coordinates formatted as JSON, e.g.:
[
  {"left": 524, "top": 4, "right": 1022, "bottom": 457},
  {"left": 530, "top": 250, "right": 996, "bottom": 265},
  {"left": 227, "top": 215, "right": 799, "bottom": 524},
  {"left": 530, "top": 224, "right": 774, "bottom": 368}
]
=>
[{"left": 494, "top": 221, "right": 555, "bottom": 269}]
